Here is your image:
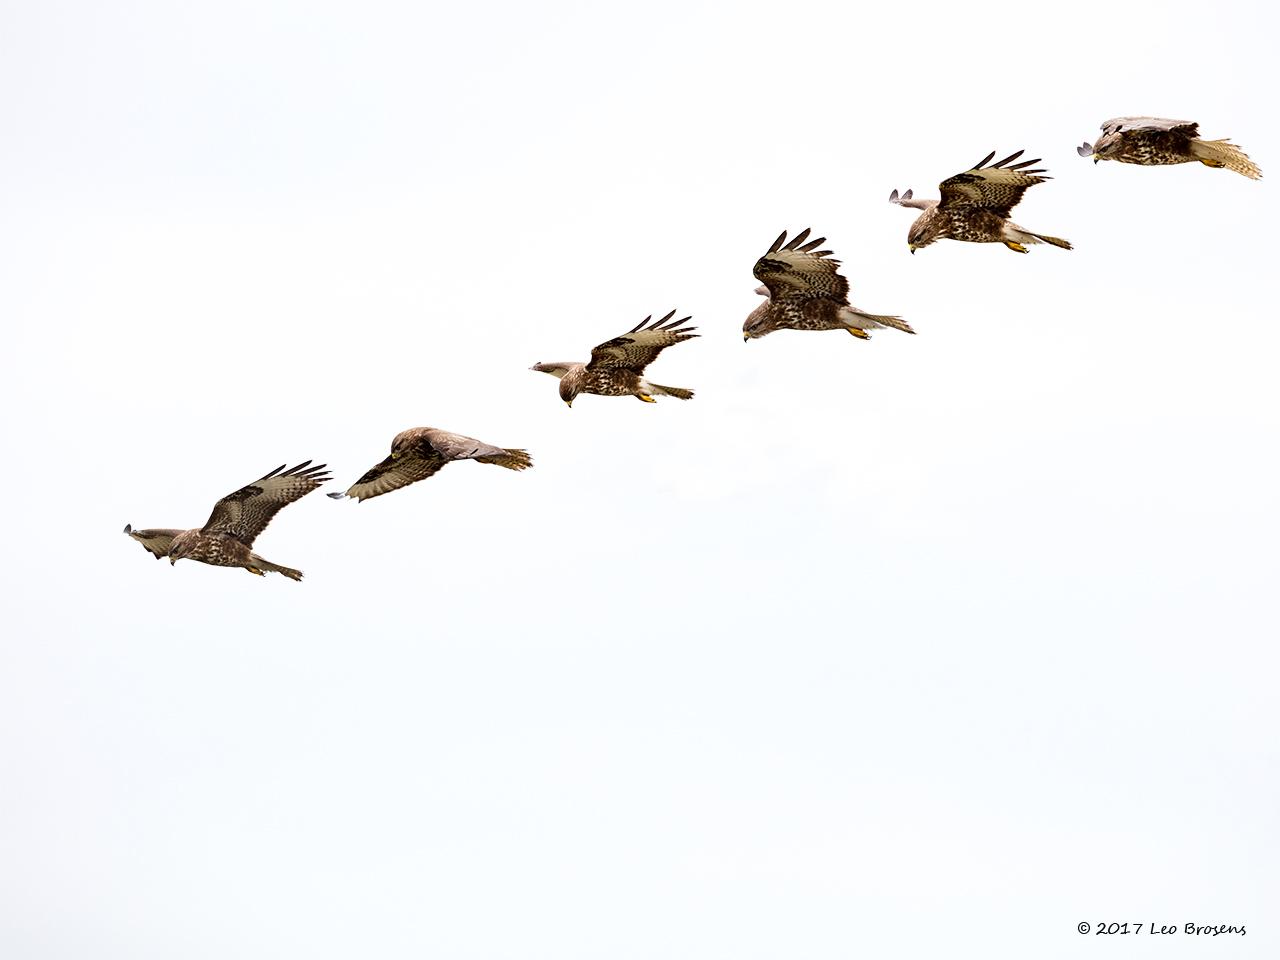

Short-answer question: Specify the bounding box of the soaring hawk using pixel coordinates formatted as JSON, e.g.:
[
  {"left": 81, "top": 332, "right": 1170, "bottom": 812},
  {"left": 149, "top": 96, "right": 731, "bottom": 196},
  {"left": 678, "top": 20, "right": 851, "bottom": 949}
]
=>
[
  {"left": 124, "top": 460, "right": 331, "bottom": 581},
  {"left": 531, "top": 311, "right": 697, "bottom": 407},
  {"left": 329, "top": 427, "right": 532, "bottom": 502},
  {"left": 889, "top": 150, "right": 1072, "bottom": 253},
  {"left": 1078, "top": 117, "right": 1261, "bottom": 179},
  {"left": 743, "top": 228, "right": 913, "bottom": 341}
]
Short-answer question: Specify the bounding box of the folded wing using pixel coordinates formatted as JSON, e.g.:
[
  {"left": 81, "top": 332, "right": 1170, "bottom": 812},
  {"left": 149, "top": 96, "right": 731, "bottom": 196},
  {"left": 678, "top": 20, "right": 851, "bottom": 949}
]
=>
[
  {"left": 1102, "top": 116, "right": 1199, "bottom": 137},
  {"left": 421, "top": 429, "right": 533, "bottom": 471},
  {"left": 752, "top": 228, "right": 849, "bottom": 302}
]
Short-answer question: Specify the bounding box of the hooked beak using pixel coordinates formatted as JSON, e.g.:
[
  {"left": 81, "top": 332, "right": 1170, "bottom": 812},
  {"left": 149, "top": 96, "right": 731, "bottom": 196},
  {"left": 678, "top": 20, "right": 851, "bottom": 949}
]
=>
[
  {"left": 169, "top": 556, "right": 177, "bottom": 566},
  {"left": 909, "top": 244, "right": 917, "bottom": 255},
  {"left": 565, "top": 400, "right": 573, "bottom": 408},
  {"left": 391, "top": 451, "right": 400, "bottom": 459},
  {"left": 1093, "top": 156, "right": 1099, "bottom": 164},
  {"left": 743, "top": 334, "right": 751, "bottom": 342}
]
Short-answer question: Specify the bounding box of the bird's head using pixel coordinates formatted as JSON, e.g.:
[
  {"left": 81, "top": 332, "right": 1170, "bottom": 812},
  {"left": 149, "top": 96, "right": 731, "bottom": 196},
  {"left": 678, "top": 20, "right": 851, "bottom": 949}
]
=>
[
  {"left": 742, "top": 298, "right": 774, "bottom": 341},
  {"left": 558, "top": 378, "right": 580, "bottom": 408},
  {"left": 167, "top": 531, "right": 195, "bottom": 566},
  {"left": 388, "top": 432, "right": 417, "bottom": 460},
  {"left": 1087, "top": 134, "right": 1123, "bottom": 163},
  {"left": 907, "top": 212, "right": 942, "bottom": 254}
]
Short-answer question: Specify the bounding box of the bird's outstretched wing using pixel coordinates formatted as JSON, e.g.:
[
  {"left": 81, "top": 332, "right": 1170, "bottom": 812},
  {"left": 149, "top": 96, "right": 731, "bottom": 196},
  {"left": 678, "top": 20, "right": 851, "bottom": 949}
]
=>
[
  {"left": 587, "top": 311, "right": 697, "bottom": 372},
  {"left": 938, "top": 150, "right": 1050, "bottom": 217},
  {"left": 752, "top": 228, "right": 849, "bottom": 301},
  {"left": 328, "top": 454, "right": 447, "bottom": 503},
  {"left": 201, "top": 461, "right": 331, "bottom": 545},
  {"left": 1101, "top": 116, "right": 1199, "bottom": 137},
  {"left": 123, "top": 524, "right": 182, "bottom": 559},
  {"left": 888, "top": 188, "right": 936, "bottom": 210}
]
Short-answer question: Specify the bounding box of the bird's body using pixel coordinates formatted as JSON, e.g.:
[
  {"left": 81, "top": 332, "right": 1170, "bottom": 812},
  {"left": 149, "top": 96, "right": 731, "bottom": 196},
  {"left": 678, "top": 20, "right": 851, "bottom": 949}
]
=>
[
  {"left": 541, "top": 363, "right": 684, "bottom": 401},
  {"left": 743, "top": 229, "right": 911, "bottom": 341},
  {"left": 124, "top": 460, "right": 331, "bottom": 580},
  {"left": 531, "top": 311, "right": 697, "bottom": 406},
  {"left": 330, "top": 427, "right": 531, "bottom": 503},
  {"left": 1079, "top": 117, "right": 1261, "bottom": 179},
  {"left": 890, "top": 150, "right": 1072, "bottom": 253}
]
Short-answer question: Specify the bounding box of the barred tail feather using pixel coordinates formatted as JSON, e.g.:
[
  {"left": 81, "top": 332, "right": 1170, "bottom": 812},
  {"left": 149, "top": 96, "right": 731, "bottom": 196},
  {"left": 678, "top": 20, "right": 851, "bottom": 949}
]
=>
[
  {"left": 649, "top": 383, "right": 694, "bottom": 400},
  {"left": 841, "top": 307, "right": 915, "bottom": 335},
  {"left": 476, "top": 448, "right": 534, "bottom": 471},
  {"left": 1030, "top": 232, "right": 1073, "bottom": 250},
  {"left": 1190, "top": 138, "right": 1262, "bottom": 179},
  {"left": 857, "top": 311, "right": 915, "bottom": 335},
  {"left": 253, "top": 556, "right": 304, "bottom": 581}
]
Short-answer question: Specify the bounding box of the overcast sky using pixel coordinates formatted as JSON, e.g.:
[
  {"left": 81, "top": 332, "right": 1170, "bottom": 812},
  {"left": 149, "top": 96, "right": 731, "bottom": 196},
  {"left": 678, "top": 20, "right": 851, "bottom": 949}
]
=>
[{"left": 1, "top": 1, "right": 1277, "bottom": 957}]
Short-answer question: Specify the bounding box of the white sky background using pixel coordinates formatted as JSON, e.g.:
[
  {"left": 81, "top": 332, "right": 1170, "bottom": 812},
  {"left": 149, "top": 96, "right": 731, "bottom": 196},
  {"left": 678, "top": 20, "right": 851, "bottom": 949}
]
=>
[{"left": 1, "top": 0, "right": 1278, "bottom": 956}]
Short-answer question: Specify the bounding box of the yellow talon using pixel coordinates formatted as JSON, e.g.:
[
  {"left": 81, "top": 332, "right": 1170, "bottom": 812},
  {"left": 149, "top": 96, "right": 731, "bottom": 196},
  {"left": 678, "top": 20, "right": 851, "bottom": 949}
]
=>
[
  {"left": 638, "top": 394, "right": 657, "bottom": 403},
  {"left": 1003, "top": 241, "right": 1029, "bottom": 253},
  {"left": 846, "top": 327, "right": 870, "bottom": 340},
  {"left": 246, "top": 566, "right": 265, "bottom": 576},
  {"left": 1200, "top": 158, "right": 1224, "bottom": 168}
]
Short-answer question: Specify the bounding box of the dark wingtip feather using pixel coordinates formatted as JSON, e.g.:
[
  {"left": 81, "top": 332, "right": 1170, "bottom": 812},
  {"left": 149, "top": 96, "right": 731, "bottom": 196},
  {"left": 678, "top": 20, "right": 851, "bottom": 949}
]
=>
[
  {"left": 784, "top": 228, "right": 811, "bottom": 250},
  {"left": 767, "top": 229, "right": 788, "bottom": 254},
  {"left": 993, "top": 149, "right": 1026, "bottom": 168},
  {"left": 974, "top": 150, "right": 997, "bottom": 169}
]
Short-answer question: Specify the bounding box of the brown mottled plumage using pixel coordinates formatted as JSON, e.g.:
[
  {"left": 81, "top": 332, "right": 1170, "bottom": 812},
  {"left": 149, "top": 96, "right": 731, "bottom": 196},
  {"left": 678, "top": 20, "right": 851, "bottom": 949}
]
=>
[
  {"left": 1078, "top": 117, "right": 1261, "bottom": 179},
  {"left": 531, "top": 311, "right": 697, "bottom": 406},
  {"left": 890, "top": 150, "right": 1073, "bottom": 253},
  {"left": 743, "top": 228, "right": 912, "bottom": 341},
  {"left": 330, "top": 427, "right": 532, "bottom": 503},
  {"left": 124, "top": 461, "right": 331, "bottom": 580}
]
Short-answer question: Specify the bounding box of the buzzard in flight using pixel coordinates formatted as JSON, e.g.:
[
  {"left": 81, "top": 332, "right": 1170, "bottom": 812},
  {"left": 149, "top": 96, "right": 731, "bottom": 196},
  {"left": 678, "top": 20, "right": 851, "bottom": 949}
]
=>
[
  {"left": 531, "top": 311, "right": 697, "bottom": 406},
  {"left": 1078, "top": 117, "right": 1261, "bottom": 179},
  {"left": 743, "top": 228, "right": 912, "bottom": 341},
  {"left": 124, "top": 460, "right": 331, "bottom": 581},
  {"left": 329, "top": 427, "right": 532, "bottom": 503},
  {"left": 890, "top": 150, "right": 1072, "bottom": 253}
]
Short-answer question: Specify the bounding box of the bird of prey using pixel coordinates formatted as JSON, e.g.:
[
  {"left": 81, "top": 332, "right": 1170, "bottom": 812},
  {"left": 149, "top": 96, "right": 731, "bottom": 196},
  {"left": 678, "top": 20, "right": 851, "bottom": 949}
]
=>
[
  {"left": 889, "top": 150, "right": 1072, "bottom": 253},
  {"left": 743, "top": 228, "right": 913, "bottom": 341},
  {"left": 124, "top": 461, "right": 331, "bottom": 580},
  {"left": 1078, "top": 117, "right": 1261, "bottom": 179},
  {"left": 328, "top": 427, "right": 532, "bottom": 503},
  {"left": 531, "top": 311, "right": 697, "bottom": 406}
]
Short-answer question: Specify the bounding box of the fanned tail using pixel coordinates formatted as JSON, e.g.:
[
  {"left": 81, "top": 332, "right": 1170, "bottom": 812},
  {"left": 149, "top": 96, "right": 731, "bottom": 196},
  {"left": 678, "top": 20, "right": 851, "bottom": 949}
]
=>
[
  {"left": 648, "top": 383, "right": 694, "bottom": 400},
  {"left": 1190, "top": 138, "right": 1262, "bottom": 179},
  {"left": 476, "top": 448, "right": 534, "bottom": 471}
]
